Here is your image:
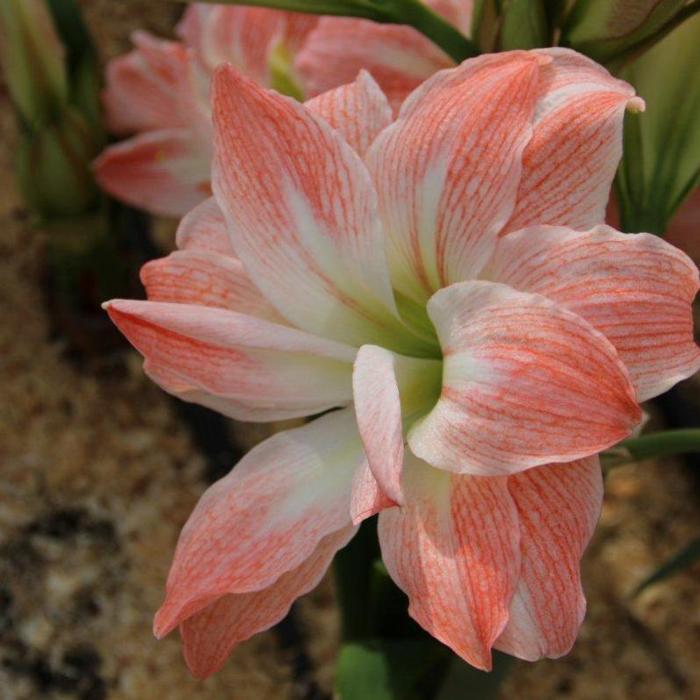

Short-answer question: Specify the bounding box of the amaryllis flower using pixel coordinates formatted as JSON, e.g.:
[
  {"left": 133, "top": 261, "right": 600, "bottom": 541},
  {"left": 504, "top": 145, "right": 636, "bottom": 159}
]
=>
[
  {"left": 94, "top": 1, "right": 473, "bottom": 217},
  {"left": 105, "top": 50, "right": 700, "bottom": 677},
  {"left": 94, "top": 5, "right": 317, "bottom": 217}
]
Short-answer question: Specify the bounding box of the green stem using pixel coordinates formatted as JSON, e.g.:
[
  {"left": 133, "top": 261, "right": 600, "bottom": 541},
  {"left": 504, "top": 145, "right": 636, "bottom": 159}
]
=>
[
  {"left": 333, "top": 519, "right": 380, "bottom": 642},
  {"left": 620, "top": 429, "right": 700, "bottom": 462},
  {"left": 394, "top": 0, "right": 478, "bottom": 62},
  {"left": 171, "top": 0, "right": 479, "bottom": 64}
]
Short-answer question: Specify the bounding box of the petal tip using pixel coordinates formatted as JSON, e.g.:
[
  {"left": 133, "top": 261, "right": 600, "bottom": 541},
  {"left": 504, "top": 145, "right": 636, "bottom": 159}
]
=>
[{"left": 627, "top": 96, "right": 645, "bottom": 113}]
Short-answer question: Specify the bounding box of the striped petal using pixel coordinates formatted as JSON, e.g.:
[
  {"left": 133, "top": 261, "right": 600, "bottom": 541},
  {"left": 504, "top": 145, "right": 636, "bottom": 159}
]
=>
[
  {"left": 180, "top": 526, "right": 355, "bottom": 678},
  {"left": 104, "top": 299, "right": 354, "bottom": 421},
  {"left": 141, "top": 250, "right": 284, "bottom": 323},
  {"left": 352, "top": 346, "right": 405, "bottom": 506},
  {"left": 409, "top": 281, "right": 641, "bottom": 475},
  {"left": 102, "top": 31, "right": 203, "bottom": 135},
  {"left": 94, "top": 129, "right": 211, "bottom": 218},
  {"left": 305, "top": 70, "right": 393, "bottom": 156},
  {"left": 486, "top": 225, "right": 700, "bottom": 401},
  {"left": 212, "top": 66, "right": 423, "bottom": 353},
  {"left": 177, "top": 4, "right": 285, "bottom": 81},
  {"left": 495, "top": 457, "right": 602, "bottom": 661},
  {"left": 502, "top": 48, "right": 643, "bottom": 233},
  {"left": 378, "top": 455, "right": 520, "bottom": 670},
  {"left": 295, "top": 17, "right": 454, "bottom": 111},
  {"left": 175, "top": 197, "right": 233, "bottom": 255},
  {"left": 154, "top": 408, "right": 366, "bottom": 636},
  {"left": 366, "top": 53, "right": 542, "bottom": 304}
]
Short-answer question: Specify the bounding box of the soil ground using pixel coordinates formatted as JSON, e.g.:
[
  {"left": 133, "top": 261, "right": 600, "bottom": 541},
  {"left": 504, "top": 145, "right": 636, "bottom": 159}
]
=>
[{"left": 1, "top": 2, "right": 700, "bottom": 699}]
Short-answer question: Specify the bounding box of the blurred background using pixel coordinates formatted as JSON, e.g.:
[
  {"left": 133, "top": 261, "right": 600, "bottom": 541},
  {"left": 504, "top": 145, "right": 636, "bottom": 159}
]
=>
[{"left": 1, "top": 1, "right": 700, "bottom": 699}]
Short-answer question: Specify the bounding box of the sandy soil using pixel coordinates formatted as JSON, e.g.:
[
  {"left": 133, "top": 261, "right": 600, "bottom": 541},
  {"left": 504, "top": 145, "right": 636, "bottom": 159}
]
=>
[{"left": 1, "top": 2, "right": 700, "bottom": 699}]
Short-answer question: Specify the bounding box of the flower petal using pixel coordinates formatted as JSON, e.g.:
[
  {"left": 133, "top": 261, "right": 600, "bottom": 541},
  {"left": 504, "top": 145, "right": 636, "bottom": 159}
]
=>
[
  {"left": 378, "top": 456, "right": 520, "bottom": 670},
  {"left": 366, "top": 52, "right": 542, "bottom": 303},
  {"left": 295, "top": 17, "right": 454, "bottom": 111},
  {"left": 502, "top": 48, "right": 643, "bottom": 233},
  {"left": 154, "top": 408, "right": 365, "bottom": 636},
  {"left": 175, "top": 197, "right": 234, "bottom": 255},
  {"left": 104, "top": 299, "right": 354, "bottom": 421},
  {"left": 352, "top": 345, "right": 405, "bottom": 505},
  {"left": 176, "top": 4, "right": 284, "bottom": 81},
  {"left": 102, "top": 31, "right": 202, "bottom": 135},
  {"left": 180, "top": 525, "right": 355, "bottom": 678},
  {"left": 212, "top": 66, "right": 421, "bottom": 352},
  {"left": 305, "top": 70, "right": 393, "bottom": 156},
  {"left": 349, "top": 460, "right": 395, "bottom": 526},
  {"left": 141, "top": 250, "right": 285, "bottom": 322},
  {"left": 495, "top": 457, "right": 602, "bottom": 661},
  {"left": 487, "top": 225, "right": 700, "bottom": 401},
  {"left": 94, "top": 129, "right": 211, "bottom": 218},
  {"left": 409, "top": 281, "right": 641, "bottom": 475}
]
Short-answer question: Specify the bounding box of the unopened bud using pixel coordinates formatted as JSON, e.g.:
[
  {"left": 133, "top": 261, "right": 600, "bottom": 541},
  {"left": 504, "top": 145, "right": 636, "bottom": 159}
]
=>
[{"left": 0, "top": 0, "right": 68, "bottom": 126}]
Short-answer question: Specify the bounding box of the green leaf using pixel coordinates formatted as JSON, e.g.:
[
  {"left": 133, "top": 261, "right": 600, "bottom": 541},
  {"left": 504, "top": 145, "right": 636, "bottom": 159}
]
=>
[
  {"left": 174, "top": 0, "right": 479, "bottom": 63},
  {"left": 500, "top": 0, "right": 550, "bottom": 49},
  {"left": 603, "top": 429, "right": 700, "bottom": 468},
  {"left": 633, "top": 537, "right": 700, "bottom": 596},
  {"left": 615, "top": 9, "right": 700, "bottom": 234}
]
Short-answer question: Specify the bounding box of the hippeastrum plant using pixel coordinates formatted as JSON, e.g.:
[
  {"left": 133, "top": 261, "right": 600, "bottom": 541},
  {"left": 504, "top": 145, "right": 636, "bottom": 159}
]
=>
[
  {"left": 95, "top": 1, "right": 475, "bottom": 218},
  {"left": 105, "top": 49, "right": 700, "bottom": 676}
]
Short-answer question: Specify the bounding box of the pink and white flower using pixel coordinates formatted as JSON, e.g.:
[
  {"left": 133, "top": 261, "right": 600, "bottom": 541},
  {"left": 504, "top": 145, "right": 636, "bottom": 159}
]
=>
[
  {"left": 106, "top": 50, "right": 700, "bottom": 677},
  {"left": 94, "top": 1, "right": 474, "bottom": 217}
]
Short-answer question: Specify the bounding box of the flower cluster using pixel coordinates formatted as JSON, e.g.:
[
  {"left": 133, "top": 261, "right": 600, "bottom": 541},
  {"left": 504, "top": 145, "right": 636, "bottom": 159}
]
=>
[{"left": 106, "top": 41, "right": 700, "bottom": 678}]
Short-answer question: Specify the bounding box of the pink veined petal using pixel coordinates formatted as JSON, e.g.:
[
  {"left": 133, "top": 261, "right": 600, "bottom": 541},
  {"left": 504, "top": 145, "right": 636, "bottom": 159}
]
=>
[
  {"left": 141, "top": 250, "right": 285, "bottom": 323},
  {"left": 102, "top": 31, "right": 202, "bottom": 135},
  {"left": 486, "top": 225, "right": 700, "bottom": 401},
  {"left": 94, "top": 129, "right": 212, "bottom": 218},
  {"left": 177, "top": 4, "right": 285, "bottom": 82},
  {"left": 350, "top": 460, "right": 395, "bottom": 526},
  {"left": 305, "top": 70, "right": 393, "bottom": 156},
  {"left": 154, "top": 408, "right": 367, "bottom": 637},
  {"left": 175, "top": 197, "right": 234, "bottom": 255},
  {"left": 495, "top": 457, "right": 603, "bottom": 661},
  {"left": 408, "top": 281, "right": 641, "bottom": 475},
  {"left": 353, "top": 345, "right": 405, "bottom": 506},
  {"left": 212, "top": 66, "right": 415, "bottom": 351},
  {"left": 180, "top": 525, "right": 356, "bottom": 678},
  {"left": 295, "top": 17, "right": 455, "bottom": 111},
  {"left": 502, "top": 48, "right": 644, "bottom": 233},
  {"left": 366, "top": 52, "right": 543, "bottom": 304},
  {"left": 378, "top": 455, "right": 520, "bottom": 670},
  {"left": 104, "top": 299, "right": 355, "bottom": 421}
]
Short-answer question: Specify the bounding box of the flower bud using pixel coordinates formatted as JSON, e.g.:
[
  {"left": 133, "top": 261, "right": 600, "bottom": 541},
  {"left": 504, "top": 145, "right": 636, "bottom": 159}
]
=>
[
  {"left": 17, "top": 107, "right": 99, "bottom": 217},
  {"left": 0, "top": 0, "right": 68, "bottom": 126},
  {"left": 561, "top": 0, "right": 686, "bottom": 62}
]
